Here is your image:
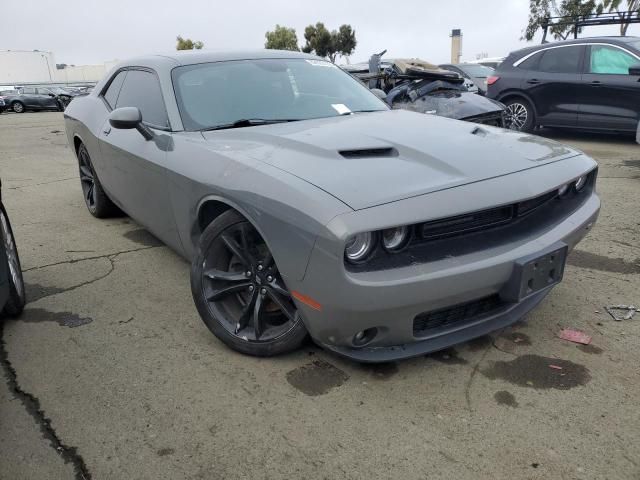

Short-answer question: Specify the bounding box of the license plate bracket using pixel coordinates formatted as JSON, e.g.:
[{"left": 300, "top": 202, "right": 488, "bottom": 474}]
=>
[{"left": 501, "top": 243, "right": 568, "bottom": 303}]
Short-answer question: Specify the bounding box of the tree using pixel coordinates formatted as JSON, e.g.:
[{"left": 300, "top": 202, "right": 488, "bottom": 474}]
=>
[
  {"left": 523, "top": 0, "right": 599, "bottom": 41},
  {"left": 265, "top": 25, "right": 299, "bottom": 51},
  {"left": 601, "top": 0, "right": 640, "bottom": 35},
  {"left": 176, "top": 36, "right": 204, "bottom": 50},
  {"left": 301, "top": 22, "right": 357, "bottom": 63}
]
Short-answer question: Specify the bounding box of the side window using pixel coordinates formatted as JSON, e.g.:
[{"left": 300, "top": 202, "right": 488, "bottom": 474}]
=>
[
  {"left": 590, "top": 45, "right": 638, "bottom": 74},
  {"left": 103, "top": 71, "right": 127, "bottom": 109},
  {"left": 37, "top": 88, "right": 52, "bottom": 95},
  {"left": 115, "top": 70, "right": 169, "bottom": 128},
  {"left": 537, "top": 46, "right": 581, "bottom": 74},
  {"left": 22, "top": 87, "right": 36, "bottom": 94},
  {"left": 517, "top": 52, "right": 542, "bottom": 70}
]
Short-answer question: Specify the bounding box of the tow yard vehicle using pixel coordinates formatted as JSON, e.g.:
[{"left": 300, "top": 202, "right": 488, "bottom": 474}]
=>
[
  {"left": 64, "top": 50, "right": 599, "bottom": 361},
  {"left": 343, "top": 51, "right": 507, "bottom": 127}
]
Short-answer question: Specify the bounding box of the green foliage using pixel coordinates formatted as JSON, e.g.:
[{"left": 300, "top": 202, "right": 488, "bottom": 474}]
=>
[
  {"left": 524, "top": 0, "right": 600, "bottom": 41},
  {"left": 176, "top": 36, "right": 204, "bottom": 50},
  {"left": 265, "top": 25, "right": 300, "bottom": 51},
  {"left": 601, "top": 0, "right": 640, "bottom": 35},
  {"left": 301, "top": 22, "right": 357, "bottom": 63}
]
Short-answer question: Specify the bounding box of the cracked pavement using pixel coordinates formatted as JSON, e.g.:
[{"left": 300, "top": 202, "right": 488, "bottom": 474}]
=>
[{"left": 0, "top": 112, "right": 639, "bottom": 479}]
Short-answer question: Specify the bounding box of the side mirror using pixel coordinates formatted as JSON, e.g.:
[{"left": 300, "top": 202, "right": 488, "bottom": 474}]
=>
[
  {"left": 370, "top": 88, "right": 387, "bottom": 101},
  {"left": 109, "top": 107, "right": 154, "bottom": 140},
  {"left": 629, "top": 65, "right": 640, "bottom": 76},
  {"left": 48, "top": 93, "right": 55, "bottom": 97}
]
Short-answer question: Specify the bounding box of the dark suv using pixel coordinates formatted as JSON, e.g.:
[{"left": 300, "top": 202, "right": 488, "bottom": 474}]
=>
[{"left": 487, "top": 37, "right": 640, "bottom": 133}]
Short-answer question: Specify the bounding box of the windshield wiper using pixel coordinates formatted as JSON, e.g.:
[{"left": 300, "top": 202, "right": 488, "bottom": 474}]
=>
[{"left": 202, "top": 118, "right": 300, "bottom": 131}]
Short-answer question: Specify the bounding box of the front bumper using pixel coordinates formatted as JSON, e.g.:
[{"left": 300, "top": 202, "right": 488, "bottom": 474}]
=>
[{"left": 289, "top": 158, "right": 600, "bottom": 362}]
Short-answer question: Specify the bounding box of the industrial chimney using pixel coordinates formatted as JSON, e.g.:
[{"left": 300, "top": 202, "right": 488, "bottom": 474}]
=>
[{"left": 450, "top": 29, "right": 462, "bottom": 64}]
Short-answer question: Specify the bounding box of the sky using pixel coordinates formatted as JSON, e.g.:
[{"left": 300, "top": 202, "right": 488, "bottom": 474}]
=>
[{"left": 1, "top": 0, "right": 638, "bottom": 66}]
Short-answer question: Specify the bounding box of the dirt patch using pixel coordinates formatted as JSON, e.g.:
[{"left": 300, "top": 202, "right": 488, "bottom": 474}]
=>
[
  {"left": 286, "top": 360, "right": 349, "bottom": 396},
  {"left": 623, "top": 159, "right": 640, "bottom": 169},
  {"left": 355, "top": 362, "right": 399, "bottom": 380},
  {"left": 123, "top": 229, "right": 162, "bottom": 247},
  {"left": 429, "top": 348, "right": 468, "bottom": 365},
  {"left": 568, "top": 250, "right": 640, "bottom": 275},
  {"left": 578, "top": 344, "right": 604, "bottom": 355},
  {"left": 157, "top": 448, "right": 175, "bottom": 457},
  {"left": 24, "top": 283, "right": 66, "bottom": 303},
  {"left": 21, "top": 308, "right": 93, "bottom": 328},
  {"left": 494, "top": 390, "right": 518, "bottom": 407},
  {"left": 482, "top": 355, "right": 590, "bottom": 390}
]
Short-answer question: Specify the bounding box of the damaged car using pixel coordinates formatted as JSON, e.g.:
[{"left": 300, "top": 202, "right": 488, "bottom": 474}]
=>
[
  {"left": 343, "top": 51, "right": 507, "bottom": 127},
  {"left": 64, "top": 50, "right": 599, "bottom": 362}
]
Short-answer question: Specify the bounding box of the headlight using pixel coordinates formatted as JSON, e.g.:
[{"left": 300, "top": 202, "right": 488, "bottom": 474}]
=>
[
  {"left": 381, "top": 226, "right": 409, "bottom": 251},
  {"left": 345, "top": 232, "right": 375, "bottom": 263},
  {"left": 575, "top": 175, "right": 588, "bottom": 192}
]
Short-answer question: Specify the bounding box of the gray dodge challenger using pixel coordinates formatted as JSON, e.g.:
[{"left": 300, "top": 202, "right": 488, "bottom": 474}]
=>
[{"left": 63, "top": 50, "right": 600, "bottom": 362}]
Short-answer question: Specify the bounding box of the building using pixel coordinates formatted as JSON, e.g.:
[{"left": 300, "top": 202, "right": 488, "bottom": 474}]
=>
[{"left": 0, "top": 50, "right": 116, "bottom": 85}]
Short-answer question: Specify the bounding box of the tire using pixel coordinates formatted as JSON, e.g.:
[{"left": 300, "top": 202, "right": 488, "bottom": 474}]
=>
[
  {"left": 504, "top": 97, "right": 536, "bottom": 133},
  {"left": 77, "top": 143, "right": 120, "bottom": 218},
  {"left": 0, "top": 205, "right": 25, "bottom": 317},
  {"left": 12, "top": 101, "right": 25, "bottom": 114},
  {"left": 191, "top": 210, "right": 308, "bottom": 357}
]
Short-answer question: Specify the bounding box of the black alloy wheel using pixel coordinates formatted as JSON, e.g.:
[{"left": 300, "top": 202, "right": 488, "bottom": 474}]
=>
[
  {"left": 77, "top": 143, "right": 119, "bottom": 218},
  {"left": 191, "top": 210, "right": 307, "bottom": 356}
]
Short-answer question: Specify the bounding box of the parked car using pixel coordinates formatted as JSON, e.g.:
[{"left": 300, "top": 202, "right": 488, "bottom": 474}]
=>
[
  {"left": 64, "top": 50, "right": 599, "bottom": 361},
  {"left": 2, "top": 87, "right": 66, "bottom": 113},
  {"left": 438, "top": 63, "right": 495, "bottom": 95},
  {"left": 344, "top": 51, "right": 506, "bottom": 127},
  {"left": 488, "top": 36, "right": 640, "bottom": 133},
  {"left": 0, "top": 179, "right": 26, "bottom": 318},
  {"left": 0, "top": 97, "right": 5, "bottom": 113}
]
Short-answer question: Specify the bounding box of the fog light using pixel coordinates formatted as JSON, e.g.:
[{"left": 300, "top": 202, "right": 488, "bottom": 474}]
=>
[
  {"left": 353, "top": 328, "right": 378, "bottom": 347},
  {"left": 575, "top": 175, "right": 588, "bottom": 192}
]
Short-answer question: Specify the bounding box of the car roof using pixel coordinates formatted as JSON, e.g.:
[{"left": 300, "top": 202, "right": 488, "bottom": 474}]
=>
[
  {"left": 118, "top": 49, "right": 321, "bottom": 69},
  {"left": 508, "top": 35, "right": 639, "bottom": 57}
]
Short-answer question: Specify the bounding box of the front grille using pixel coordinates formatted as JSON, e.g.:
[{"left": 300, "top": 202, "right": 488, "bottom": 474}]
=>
[{"left": 413, "top": 294, "right": 504, "bottom": 336}]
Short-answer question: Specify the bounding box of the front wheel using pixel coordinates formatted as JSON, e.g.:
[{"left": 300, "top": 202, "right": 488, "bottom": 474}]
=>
[
  {"left": 191, "top": 210, "right": 308, "bottom": 357},
  {"left": 0, "top": 205, "right": 25, "bottom": 317},
  {"left": 504, "top": 98, "right": 535, "bottom": 133}
]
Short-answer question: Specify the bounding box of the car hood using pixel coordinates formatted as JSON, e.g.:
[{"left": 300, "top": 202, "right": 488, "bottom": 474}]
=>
[{"left": 202, "top": 109, "right": 581, "bottom": 210}]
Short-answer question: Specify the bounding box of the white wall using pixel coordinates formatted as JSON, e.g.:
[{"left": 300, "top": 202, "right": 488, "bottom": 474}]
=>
[
  {"left": 55, "top": 64, "right": 107, "bottom": 83},
  {"left": 0, "top": 50, "right": 56, "bottom": 84}
]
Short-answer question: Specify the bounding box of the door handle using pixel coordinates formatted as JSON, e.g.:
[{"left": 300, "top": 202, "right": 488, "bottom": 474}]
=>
[
  {"left": 527, "top": 79, "right": 540, "bottom": 85},
  {"left": 102, "top": 127, "right": 111, "bottom": 135},
  {"left": 590, "top": 81, "right": 602, "bottom": 87}
]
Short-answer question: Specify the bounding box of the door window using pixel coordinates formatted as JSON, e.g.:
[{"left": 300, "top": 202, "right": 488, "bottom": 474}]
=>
[
  {"left": 590, "top": 45, "right": 638, "bottom": 74},
  {"left": 115, "top": 70, "right": 169, "bottom": 128},
  {"left": 22, "top": 87, "right": 36, "bottom": 94},
  {"left": 37, "top": 88, "right": 52, "bottom": 95},
  {"left": 537, "top": 46, "right": 582, "bottom": 74},
  {"left": 102, "top": 71, "right": 126, "bottom": 109}
]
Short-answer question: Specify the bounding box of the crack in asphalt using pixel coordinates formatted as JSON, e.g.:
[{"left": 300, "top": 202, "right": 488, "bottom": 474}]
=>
[
  {"left": 23, "top": 245, "right": 160, "bottom": 272},
  {"left": 0, "top": 323, "right": 92, "bottom": 479},
  {"left": 464, "top": 328, "right": 507, "bottom": 412},
  {"left": 7, "top": 177, "right": 78, "bottom": 190}
]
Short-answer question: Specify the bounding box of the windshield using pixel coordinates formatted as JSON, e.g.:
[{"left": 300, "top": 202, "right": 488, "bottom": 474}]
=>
[
  {"left": 172, "top": 58, "right": 388, "bottom": 131},
  {"left": 461, "top": 64, "right": 494, "bottom": 78}
]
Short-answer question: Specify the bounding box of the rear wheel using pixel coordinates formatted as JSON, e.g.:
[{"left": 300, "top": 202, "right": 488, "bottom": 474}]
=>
[
  {"left": 191, "top": 210, "right": 307, "bottom": 357},
  {"left": 12, "top": 101, "right": 24, "bottom": 114},
  {"left": 504, "top": 98, "right": 535, "bottom": 133},
  {"left": 77, "top": 143, "right": 120, "bottom": 218},
  {"left": 0, "top": 205, "right": 25, "bottom": 317}
]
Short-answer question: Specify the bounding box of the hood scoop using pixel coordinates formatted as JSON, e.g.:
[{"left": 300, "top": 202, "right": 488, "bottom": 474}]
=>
[{"left": 339, "top": 147, "right": 398, "bottom": 159}]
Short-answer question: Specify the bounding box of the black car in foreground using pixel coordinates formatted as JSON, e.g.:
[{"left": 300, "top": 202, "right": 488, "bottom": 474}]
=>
[
  {"left": 488, "top": 36, "right": 640, "bottom": 133},
  {"left": 0, "top": 180, "right": 25, "bottom": 318}
]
